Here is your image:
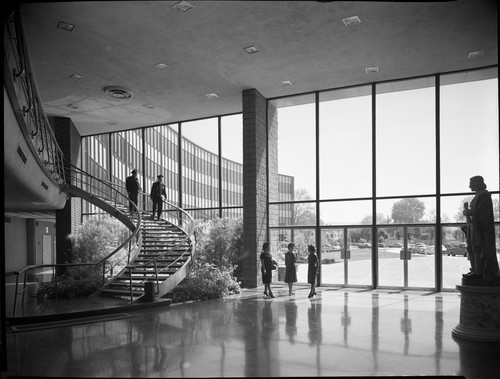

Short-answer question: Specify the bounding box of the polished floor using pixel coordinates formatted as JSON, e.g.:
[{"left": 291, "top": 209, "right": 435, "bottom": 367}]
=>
[{"left": 4, "top": 284, "right": 500, "bottom": 378}]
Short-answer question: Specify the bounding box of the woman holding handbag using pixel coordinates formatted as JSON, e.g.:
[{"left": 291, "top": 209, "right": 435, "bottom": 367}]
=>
[{"left": 260, "top": 242, "right": 276, "bottom": 298}]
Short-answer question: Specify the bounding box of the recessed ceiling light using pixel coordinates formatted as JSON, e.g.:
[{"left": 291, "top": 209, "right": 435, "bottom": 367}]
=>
[
  {"left": 342, "top": 16, "right": 361, "bottom": 27},
  {"left": 243, "top": 45, "right": 260, "bottom": 54},
  {"left": 103, "top": 86, "right": 133, "bottom": 99},
  {"left": 173, "top": 1, "right": 194, "bottom": 12},
  {"left": 365, "top": 67, "right": 379, "bottom": 73},
  {"left": 468, "top": 51, "right": 484, "bottom": 59},
  {"left": 56, "top": 21, "right": 75, "bottom": 31},
  {"left": 205, "top": 93, "right": 219, "bottom": 99},
  {"left": 280, "top": 80, "right": 292, "bottom": 86},
  {"left": 69, "top": 73, "right": 83, "bottom": 81},
  {"left": 154, "top": 62, "right": 169, "bottom": 69}
]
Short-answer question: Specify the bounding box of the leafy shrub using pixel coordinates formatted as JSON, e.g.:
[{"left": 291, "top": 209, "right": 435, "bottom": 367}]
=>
[
  {"left": 35, "top": 215, "right": 129, "bottom": 299},
  {"left": 194, "top": 217, "right": 244, "bottom": 279},
  {"left": 166, "top": 261, "right": 240, "bottom": 303},
  {"left": 166, "top": 217, "right": 244, "bottom": 303}
]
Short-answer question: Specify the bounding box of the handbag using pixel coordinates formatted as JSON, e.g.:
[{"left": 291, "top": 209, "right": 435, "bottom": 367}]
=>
[{"left": 271, "top": 259, "right": 278, "bottom": 270}]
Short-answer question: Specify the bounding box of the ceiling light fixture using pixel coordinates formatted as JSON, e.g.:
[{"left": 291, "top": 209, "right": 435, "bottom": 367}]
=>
[
  {"left": 56, "top": 21, "right": 75, "bottom": 31},
  {"left": 468, "top": 51, "right": 484, "bottom": 59},
  {"left": 342, "top": 16, "right": 361, "bottom": 27},
  {"left": 69, "top": 73, "right": 83, "bottom": 81},
  {"left": 243, "top": 45, "right": 259, "bottom": 54},
  {"left": 365, "top": 67, "right": 379, "bottom": 73},
  {"left": 280, "top": 80, "right": 292, "bottom": 86},
  {"left": 205, "top": 93, "right": 219, "bottom": 99},
  {"left": 154, "top": 62, "right": 169, "bottom": 69},
  {"left": 173, "top": 1, "right": 194, "bottom": 12},
  {"left": 103, "top": 86, "right": 133, "bottom": 99}
]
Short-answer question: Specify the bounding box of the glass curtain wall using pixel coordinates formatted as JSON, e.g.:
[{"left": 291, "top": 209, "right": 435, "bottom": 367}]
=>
[
  {"left": 268, "top": 67, "right": 499, "bottom": 291},
  {"left": 376, "top": 77, "right": 436, "bottom": 289},
  {"left": 440, "top": 68, "right": 500, "bottom": 289}
]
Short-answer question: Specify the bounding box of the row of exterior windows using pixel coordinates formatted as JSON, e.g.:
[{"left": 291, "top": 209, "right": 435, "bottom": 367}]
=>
[{"left": 82, "top": 124, "right": 295, "bottom": 215}]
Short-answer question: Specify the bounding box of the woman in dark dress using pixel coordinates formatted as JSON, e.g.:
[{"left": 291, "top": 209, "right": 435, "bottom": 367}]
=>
[
  {"left": 307, "top": 245, "right": 318, "bottom": 298},
  {"left": 260, "top": 242, "right": 275, "bottom": 298},
  {"left": 284, "top": 242, "right": 297, "bottom": 295}
]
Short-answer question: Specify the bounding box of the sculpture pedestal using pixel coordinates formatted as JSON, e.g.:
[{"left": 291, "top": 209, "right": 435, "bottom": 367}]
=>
[{"left": 452, "top": 284, "right": 500, "bottom": 342}]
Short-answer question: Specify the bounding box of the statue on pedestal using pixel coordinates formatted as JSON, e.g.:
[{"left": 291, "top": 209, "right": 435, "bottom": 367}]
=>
[{"left": 462, "top": 175, "right": 500, "bottom": 286}]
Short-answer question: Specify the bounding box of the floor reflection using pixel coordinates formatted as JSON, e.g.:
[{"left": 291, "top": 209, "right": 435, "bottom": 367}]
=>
[{"left": 6, "top": 287, "right": 500, "bottom": 378}]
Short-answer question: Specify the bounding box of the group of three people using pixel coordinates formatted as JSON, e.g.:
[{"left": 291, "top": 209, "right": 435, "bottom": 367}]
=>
[
  {"left": 125, "top": 170, "right": 166, "bottom": 220},
  {"left": 260, "top": 242, "right": 318, "bottom": 299}
]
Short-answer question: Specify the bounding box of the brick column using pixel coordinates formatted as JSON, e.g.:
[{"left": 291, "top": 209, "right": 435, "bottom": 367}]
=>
[
  {"left": 51, "top": 116, "right": 81, "bottom": 266},
  {"left": 241, "top": 89, "right": 278, "bottom": 288}
]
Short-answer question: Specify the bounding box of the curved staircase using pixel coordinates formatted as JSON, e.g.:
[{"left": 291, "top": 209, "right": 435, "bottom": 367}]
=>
[{"left": 96, "top": 210, "right": 194, "bottom": 302}]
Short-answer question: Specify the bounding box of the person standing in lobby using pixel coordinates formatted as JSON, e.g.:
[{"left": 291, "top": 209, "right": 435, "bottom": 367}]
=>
[
  {"left": 125, "top": 169, "right": 141, "bottom": 215},
  {"left": 307, "top": 245, "right": 318, "bottom": 298},
  {"left": 150, "top": 174, "right": 166, "bottom": 221},
  {"left": 284, "top": 242, "right": 297, "bottom": 295},
  {"left": 260, "top": 242, "right": 275, "bottom": 298}
]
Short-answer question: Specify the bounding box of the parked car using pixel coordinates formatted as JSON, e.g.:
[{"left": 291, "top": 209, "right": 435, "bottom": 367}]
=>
[
  {"left": 357, "top": 242, "right": 371, "bottom": 249},
  {"left": 388, "top": 242, "right": 403, "bottom": 248},
  {"left": 415, "top": 243, "right": 427, "bottom": 254},
  {"left": 443, "top": 243, "right": 467, "bottom": 257}
]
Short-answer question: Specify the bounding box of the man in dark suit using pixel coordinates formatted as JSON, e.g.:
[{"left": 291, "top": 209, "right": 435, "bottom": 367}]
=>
[
  {"left": 125, "top": 169, "right": 141, "bottom": 215},
  {"left": 150, "top": 174, "right": 166, "bottom": 221}
]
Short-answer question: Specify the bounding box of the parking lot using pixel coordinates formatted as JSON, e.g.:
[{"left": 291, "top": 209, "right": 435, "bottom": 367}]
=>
[{"left": 288, "top": 247, "right": 498, "bottom": 290}]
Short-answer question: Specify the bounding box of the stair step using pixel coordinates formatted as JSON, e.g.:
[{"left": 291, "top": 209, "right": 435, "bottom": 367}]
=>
[
  {"left": 100, "top": 288, "right": 144, "bottom": 296},
  {"left": 113, "top": 272, "right": 170, "bottom": 287}
]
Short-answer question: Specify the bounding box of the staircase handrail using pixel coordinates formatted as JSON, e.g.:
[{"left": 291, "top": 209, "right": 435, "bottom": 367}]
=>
[
  {"left": 97, "top": 181, "right": 197, "bottom": 296},
  {"left": 7, "top": 166, "right": 143, "bottom": 317},
  {"left": 3, "top": 8, "right": 66, "bottom": 186}
]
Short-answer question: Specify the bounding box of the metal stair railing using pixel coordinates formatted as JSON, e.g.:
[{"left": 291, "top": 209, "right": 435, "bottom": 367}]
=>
[
  {"left": 99, "top": 182, "right": 197, "bottom": 301},
  {"left": 7, "top": 166, "right": 142, "bottom": 317}
]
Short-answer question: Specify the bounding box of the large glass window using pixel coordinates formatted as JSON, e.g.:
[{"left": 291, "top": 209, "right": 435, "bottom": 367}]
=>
[
  {"left": 376, "top": 77, "right": 436, "bottom": 197},
  {"left": 271, "top": 94, "right": 316, "bottom": 201},
  {"left": 319, "top": 86, "right": 372, "bottom": 200},
  {"left": 221, "top": 114, "right": 243, "bottom": 207},
  {"left": 181, "top": 118, "right": 219, "bottom": 209},
  {"left": 144, "top": 124, "right": 179, "bottom": 206},
  {"left": 440, "top": 68, "right": 499, "bottom": 194}
]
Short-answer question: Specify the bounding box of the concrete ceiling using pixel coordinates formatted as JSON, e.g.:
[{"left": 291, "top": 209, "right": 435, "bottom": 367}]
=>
[{"left": 18, "top": 0, "right": 498, "bottom": 137}]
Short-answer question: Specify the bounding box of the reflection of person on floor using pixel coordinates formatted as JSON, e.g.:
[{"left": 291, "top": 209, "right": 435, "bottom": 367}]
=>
[
  {"left": 260, "top": 301, "right": 276, "bottom": 376},
  {"left": 463, "top": 175, "right": 500, "bottom": 283},
  {"left": 308, "top": 302, "right": 322, "bottom": 346},
  {"left": 284, "top": 300, "right": 297, "bottom": 344}
]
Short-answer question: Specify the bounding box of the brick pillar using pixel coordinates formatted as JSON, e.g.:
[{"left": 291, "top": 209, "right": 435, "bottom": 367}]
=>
[
  {"left": 241, "top": 89, "right": 278, "bottom": 288},
  {"left": 51, "top": 116, "right": 81, "bottom": 266}
]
